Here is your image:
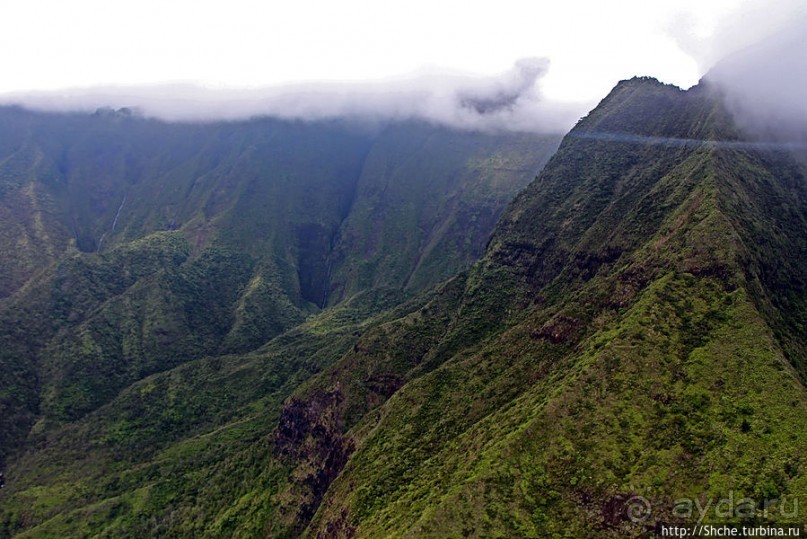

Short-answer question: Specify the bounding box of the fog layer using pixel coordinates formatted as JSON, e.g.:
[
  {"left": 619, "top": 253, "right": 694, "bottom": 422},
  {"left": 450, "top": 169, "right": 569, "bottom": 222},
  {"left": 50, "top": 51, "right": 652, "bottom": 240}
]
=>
[
  {"left": 702, "top": 7, "right": 807, "bottom": 139},
  {"left": 0, "top": 59, "right": 587, "bottom": 133}
]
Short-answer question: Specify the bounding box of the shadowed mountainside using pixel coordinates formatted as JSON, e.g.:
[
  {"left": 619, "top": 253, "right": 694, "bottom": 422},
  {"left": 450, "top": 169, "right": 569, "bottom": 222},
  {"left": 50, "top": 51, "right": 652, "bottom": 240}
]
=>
[{"left": 0, "top": 109, "right": 560, "bottom": 472}]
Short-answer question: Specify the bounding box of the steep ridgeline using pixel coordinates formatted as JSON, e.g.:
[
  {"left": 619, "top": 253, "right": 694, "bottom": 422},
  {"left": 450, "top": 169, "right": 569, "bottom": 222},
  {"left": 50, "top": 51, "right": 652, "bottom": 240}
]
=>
[
  {"left": 293, "top": 78, "right": 807, "bottom": 537},
  {"left": 231, "top": 77, "right": 807, "bottom": 537},
  {"left": 0, "top": 109, "right": 560, "bottom": 469},
  {"left": 2, "top": 77, "right": 805, "bottom": 538}
]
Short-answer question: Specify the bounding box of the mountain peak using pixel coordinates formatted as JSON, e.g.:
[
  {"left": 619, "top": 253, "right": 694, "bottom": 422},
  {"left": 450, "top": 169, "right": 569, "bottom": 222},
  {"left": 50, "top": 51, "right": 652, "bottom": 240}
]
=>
[{"left": 572, "top": 76, "right": 714, "bottom": 140}]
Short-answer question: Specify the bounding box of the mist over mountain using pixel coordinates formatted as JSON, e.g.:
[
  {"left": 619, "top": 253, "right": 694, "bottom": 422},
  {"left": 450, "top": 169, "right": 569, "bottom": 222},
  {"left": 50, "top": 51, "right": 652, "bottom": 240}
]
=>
[
  {"left": 673, "top": 0, "right": 807, "bottom": 141},
  {"left": 0, "top": 59, "right": 586, "bottom": 133},
  {"left": 705, "top": 17, "right": 807, "bottom": 140}
]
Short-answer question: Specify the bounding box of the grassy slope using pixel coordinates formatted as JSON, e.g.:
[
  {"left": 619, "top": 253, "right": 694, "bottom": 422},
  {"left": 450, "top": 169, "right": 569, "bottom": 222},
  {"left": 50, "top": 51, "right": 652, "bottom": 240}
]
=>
[
  {"left": 294, "top": 79, "right": 807, "bottom": 537},
  {"left": 0, "top": 288, "right": 411, "bottom": 538}
]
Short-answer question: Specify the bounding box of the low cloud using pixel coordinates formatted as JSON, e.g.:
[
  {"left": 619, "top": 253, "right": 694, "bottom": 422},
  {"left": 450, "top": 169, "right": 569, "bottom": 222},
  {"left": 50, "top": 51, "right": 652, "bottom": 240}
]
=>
[
  {"left": 0, "top": 58, "right": 586, "bottom": 133},
  {"left": 704, "top": 14, "right": 807, "bottom": 139},
  {"left": 670, "top": 0, "right": 807, "bottom": 139}
]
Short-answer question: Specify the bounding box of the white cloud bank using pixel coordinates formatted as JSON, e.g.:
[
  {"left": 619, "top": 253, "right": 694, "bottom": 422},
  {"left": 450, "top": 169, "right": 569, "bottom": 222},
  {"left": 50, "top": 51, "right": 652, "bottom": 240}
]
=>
[
  {"left": 672, "top": 0, "right": 807, "bottom": 138},
  {"left": 0, "top": 59, "right": 587, "bottom": 133},
  {"left": 1, "top": 1, "right": 804, "bottom": 135},
  {"left": 704, "top": 13, "right": 807, "bottom": 138}
]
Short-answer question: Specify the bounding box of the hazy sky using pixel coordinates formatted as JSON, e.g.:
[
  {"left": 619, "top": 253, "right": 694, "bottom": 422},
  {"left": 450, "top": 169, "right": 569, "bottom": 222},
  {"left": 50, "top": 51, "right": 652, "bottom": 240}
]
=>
[{"left": 0, "top": 0, "right": 803, "bottom": 130}]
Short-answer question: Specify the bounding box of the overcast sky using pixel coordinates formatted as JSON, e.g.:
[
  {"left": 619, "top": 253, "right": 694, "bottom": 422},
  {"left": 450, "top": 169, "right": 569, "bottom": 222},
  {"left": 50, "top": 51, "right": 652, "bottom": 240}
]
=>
[{"left": 0, "top": 0, "right": 803, "bottom": 130}]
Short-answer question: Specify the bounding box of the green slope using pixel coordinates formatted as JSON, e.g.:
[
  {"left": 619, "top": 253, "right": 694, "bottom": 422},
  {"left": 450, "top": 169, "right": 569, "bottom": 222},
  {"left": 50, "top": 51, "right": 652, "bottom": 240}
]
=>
[
  {"left": 0, "top": 108, "right": 558, "bottom": 431},
  {"left": 284, "top": 79, "right": 807, "bottom": 537},
  {"left": 0, "top": 287, "right": 412, "bottom": 538},
  {"left": 3, "top": 77, "right": 805, "bottom": 538},
  {"left": 0, "top": 109, "right": 560, "bottom": 535}
]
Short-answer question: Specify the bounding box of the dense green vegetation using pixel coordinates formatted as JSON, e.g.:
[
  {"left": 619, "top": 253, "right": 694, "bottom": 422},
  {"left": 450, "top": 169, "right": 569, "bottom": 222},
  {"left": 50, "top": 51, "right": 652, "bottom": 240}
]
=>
[
  {"left": 0, "top": 108, "right": 560, "bottom": 536},
  {"left": 329, "top": 123, "right": 558, "bottom": 302},
  {"left": 291, "top": 79, "right": 807, "bottom": 537},
  {"left": 1, "top": 77, "right": 806, "bottom": 538}
]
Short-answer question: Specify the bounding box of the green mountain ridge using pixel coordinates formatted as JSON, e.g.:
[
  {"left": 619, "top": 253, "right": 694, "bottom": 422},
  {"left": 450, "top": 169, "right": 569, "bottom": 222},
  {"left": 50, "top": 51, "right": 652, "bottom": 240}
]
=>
[
  {"left": 295, "top": 78, "right": 807, "bottom": 537},
  {"left": 1, "top": 77, "right": 806, "bottom": 538}
]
